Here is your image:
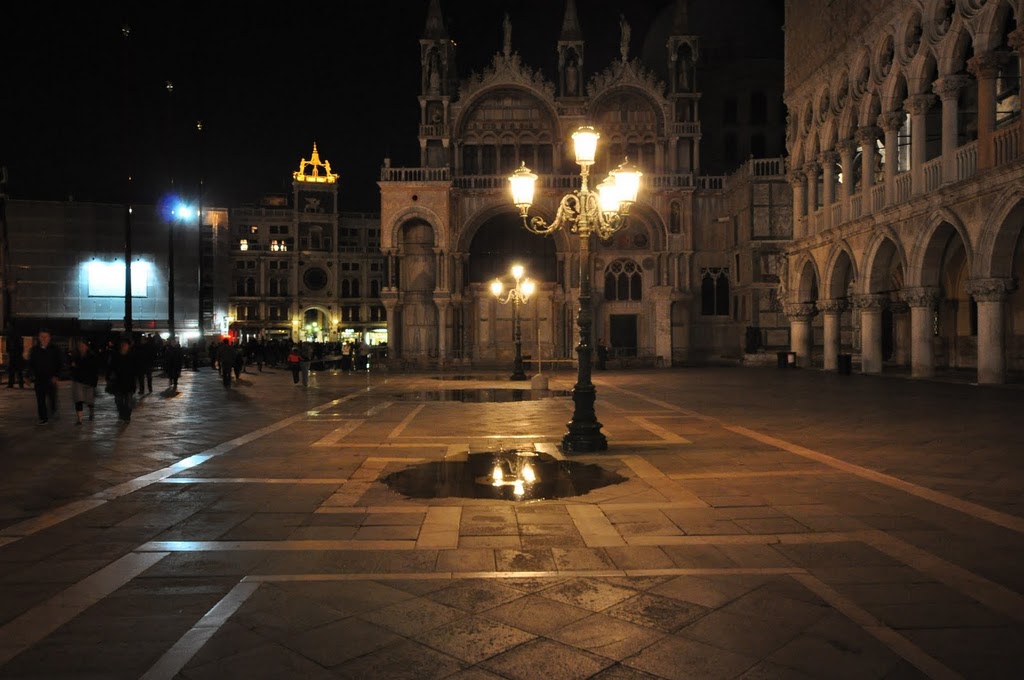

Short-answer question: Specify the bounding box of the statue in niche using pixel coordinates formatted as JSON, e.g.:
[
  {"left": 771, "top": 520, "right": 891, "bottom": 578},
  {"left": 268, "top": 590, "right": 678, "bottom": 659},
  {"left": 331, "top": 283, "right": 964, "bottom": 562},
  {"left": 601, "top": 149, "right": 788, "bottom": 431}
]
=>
[
  {"left": 503, "top": 13, "right": 512, "bottom": 57},
  {"left": 677, "top": 45, "right": 693, "bottom": 92},
  {"left": 773, "top": 252, "right": 788, "bottom": 304},
  {"left": 619, "top": 14, "right": 631, "bottom": 61},
  {"left": 565, "top": 50, "right": 579, "bottom": 97},
  {"left": 670, "top": 202, "right": 681, "bottom": 234},
  {"left": 428, "top": 49, "right": 441, "bottom": 94}
]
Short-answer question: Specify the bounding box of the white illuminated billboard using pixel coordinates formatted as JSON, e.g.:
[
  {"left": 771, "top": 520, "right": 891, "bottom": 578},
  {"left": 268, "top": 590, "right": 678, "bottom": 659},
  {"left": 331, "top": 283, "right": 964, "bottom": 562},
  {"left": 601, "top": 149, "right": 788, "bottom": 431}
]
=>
[{"left": 87, "top": 261, "right": 150, "bottom": 297}]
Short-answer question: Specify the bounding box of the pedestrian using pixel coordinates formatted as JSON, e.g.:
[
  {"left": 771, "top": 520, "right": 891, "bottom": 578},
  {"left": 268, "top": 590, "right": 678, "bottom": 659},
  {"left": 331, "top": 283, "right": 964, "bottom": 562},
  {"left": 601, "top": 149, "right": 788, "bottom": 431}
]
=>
[
  {"left": 287, "top": 345, "right": 302, "bottom": 384},
  {"left": 136, "top": 335, "right": 155, "bottom": 395},
  {"left": 70, "top": 339, "right": 99, "bottom": 424},
  {"left": 108, "top": 338, "right": 136, "bottom": 423},
  {"left": 596, "top": 339, "right": 609, "bottom": 371},
  {"left": 189, "top": 341, "right": 201, "bottom": 371},
  {"left": 5, "top": 323, "right": 25, "bottom": 388},
  {"left": 165, "top": 338, "right": 184, "bottom": 390},
  {"left": 299, "top": 343, "right": 311, "bottom": 386},
  {"left": 217, "top": 339, "right": 237, "bottom": 388},
  {"left": 28, "top": 329, "right": 63, "bottom": 424},
  {"left": 255, "top": 339, "right": 265, "bottom": 372},
  {"left": 357, "top": 340, "right": 369, "bottom": 371},
  {"left": 233, "top": 347, "right": 244, "bottom": 380}
]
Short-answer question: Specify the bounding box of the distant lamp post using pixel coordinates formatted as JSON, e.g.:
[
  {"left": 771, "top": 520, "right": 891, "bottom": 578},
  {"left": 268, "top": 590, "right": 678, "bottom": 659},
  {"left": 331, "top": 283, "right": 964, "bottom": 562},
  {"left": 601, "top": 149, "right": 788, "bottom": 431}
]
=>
[
  {"left": 168, "top": 202, "right": 196, "bottom": 340},
  {"left": 291, "top": 317, "right": 300, "bottom": 342},
  {"left": 491, "top": 264, "right": 536, "bottom": 381},
  {"left": 508, "top": 125, "right": 642, "bottom": 452}
]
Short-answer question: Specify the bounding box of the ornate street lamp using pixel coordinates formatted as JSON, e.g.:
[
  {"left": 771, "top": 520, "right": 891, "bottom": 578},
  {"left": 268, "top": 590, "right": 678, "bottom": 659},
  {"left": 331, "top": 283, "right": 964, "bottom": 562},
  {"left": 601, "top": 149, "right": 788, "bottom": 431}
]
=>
[
  {"left": 508, "top": 125, "right": 642, "bottom": 452},
  {"left": 491, "top": 264, "right": 536, "bottom": 381}
]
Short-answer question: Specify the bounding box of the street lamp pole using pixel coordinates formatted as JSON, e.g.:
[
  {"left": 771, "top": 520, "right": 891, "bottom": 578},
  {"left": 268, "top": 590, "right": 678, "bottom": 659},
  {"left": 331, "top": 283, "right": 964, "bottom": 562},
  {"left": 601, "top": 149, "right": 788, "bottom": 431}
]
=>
[
  {"left": 491, "top": 265, "right": 535, "bottom": 381},
  {"left": 508, "top": 126, "right": 642, "bottom": 453}
]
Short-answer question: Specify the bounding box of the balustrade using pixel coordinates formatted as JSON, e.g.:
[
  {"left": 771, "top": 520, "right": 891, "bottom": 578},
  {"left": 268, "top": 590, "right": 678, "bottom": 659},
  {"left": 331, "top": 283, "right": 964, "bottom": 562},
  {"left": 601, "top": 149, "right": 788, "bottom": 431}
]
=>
[
  {"left": 923, "top": 157, "right": 943, "bottom": 192},
  {"left": 894, "top": 172, "right": 911, "bottom": 204},
  {"left": 871, "top": 183, "right": 885, "bottom": 212},
  {"left": 994, "top": 123, "right": 1021, "bottom": 166},
  {"left": 955, "top": 141, "right": 978, "bottom": 181}
]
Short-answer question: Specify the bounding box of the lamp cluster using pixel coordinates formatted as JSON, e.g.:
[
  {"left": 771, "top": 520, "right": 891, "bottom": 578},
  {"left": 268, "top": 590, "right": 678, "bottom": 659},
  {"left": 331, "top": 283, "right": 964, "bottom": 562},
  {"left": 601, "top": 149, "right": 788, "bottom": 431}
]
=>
[{"left": 490, "top": 451, "right": 539, "bottom": 498}]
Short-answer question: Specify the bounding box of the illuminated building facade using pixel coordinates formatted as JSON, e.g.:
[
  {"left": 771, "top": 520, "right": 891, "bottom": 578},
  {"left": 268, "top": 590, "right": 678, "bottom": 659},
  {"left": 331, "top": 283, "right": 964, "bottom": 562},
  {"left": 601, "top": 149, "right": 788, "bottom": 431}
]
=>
[
  {"left": 784, "top": 0, "right": 1024, "bottom": 383},
  {"left": 378, "top": 0, "right": 792, "bottom": 367},
  {"left": 1, "top": 199, "right": 230, "bottom": 342},
  {"left": 227, "top": 145, "right": 387, "bottom": 345}
]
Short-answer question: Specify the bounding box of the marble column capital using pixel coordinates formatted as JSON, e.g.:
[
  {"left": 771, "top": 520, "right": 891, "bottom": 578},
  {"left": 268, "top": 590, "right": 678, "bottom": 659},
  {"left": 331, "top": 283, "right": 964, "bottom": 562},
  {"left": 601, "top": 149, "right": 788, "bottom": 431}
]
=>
[
  {"left": 903, "top": 94, "right": 937, "bottom": 116},
  {"left": 786, "top": 169, "right": 806, "bottom": 186},
  {"left": 856, "top": 126, "right": 881, "bottom": 146},
  {"left": 888, "top": 301, "right": 910, "bottom": 315},
  {"left": 1008, "top": 27, "right": 1024, "bottom": 52},
  {"left": 967, "top": 52, "right": 1007, "bottom": 80},
  {"left": 932, "top": 74, "right": 972, "bottom": 100},
  {"left": 834, "top": 139, "right": 858, "bottom": 157},
  {"left": 851, "top": 293, "right": 887, "bottom": 311},
  {"left": 803, "top": 161, "right": 821, "bottom": 177},
  {"left": 900, "top": 286, "right": 940, "bottom": 308},
  {"left": 818, "top": 150, "right": 840, "bottom": 167},
  {"left": 877, "top": 111, "right": 906, "bottom": 132},
  {"left": 966, "top": 278, "right": 1015, "bottom": 302},
  {"left": 817, "top": 298, "right": 847, "bottom": 315},
  {"left": 784, "top": 302, "right": 817, "bottom": 320}
]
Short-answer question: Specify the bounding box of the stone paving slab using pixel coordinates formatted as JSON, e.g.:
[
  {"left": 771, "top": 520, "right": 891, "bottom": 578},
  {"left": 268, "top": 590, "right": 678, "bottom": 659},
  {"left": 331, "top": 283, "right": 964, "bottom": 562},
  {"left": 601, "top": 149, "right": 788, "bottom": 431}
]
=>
[{"left": 0, "top": 367, "right": 1022, "bottom": 677}]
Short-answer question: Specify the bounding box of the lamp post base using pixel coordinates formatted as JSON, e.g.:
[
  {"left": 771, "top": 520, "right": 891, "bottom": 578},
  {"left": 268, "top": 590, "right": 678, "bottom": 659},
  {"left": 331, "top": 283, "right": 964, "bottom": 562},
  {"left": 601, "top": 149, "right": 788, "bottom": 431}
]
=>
[{"left": 562, "top": 425, "right": 608, "bottom": 453}]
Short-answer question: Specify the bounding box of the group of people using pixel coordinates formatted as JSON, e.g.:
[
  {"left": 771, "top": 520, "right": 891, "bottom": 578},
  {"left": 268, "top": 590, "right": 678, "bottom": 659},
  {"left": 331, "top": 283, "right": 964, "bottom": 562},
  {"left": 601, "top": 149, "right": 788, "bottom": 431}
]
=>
[
  {"left": 7, "top": 329, "right": 184, "bottom": 425},
  {"left": 6, "top": 328, "right": 382, "bottom": 423}
]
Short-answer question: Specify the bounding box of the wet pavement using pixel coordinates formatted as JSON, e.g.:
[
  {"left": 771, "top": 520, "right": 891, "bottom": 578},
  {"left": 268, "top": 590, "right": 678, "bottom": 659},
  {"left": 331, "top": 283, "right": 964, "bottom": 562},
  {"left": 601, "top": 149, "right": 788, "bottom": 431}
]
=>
[{"left": 0, "top": 365, "right": 1021, "bottom": 678}]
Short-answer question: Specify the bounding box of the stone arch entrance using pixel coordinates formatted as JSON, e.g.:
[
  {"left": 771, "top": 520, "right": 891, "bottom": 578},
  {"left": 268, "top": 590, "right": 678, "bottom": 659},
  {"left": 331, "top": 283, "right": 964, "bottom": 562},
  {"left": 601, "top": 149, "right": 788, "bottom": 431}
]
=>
[
  {"left": 787, "top": 256, "right": 819, "bottom": 367},
  {"left": 398, "top": 218, "right": 438, "bottom": 361},
  {"left": 975, "top": 193, "right": 1024, "bottom": 382},
  {"left": 917, "top": 220, "right": 972, "bottom": 372},
  {"left": 821, "top": 246, "right": 857, "bottom": 370},
  {"left": 861, "top": 235, "right": 906, "bottom": 373},
  {"left": 299, "top": 306, "right": 332, "bottom": 342}
]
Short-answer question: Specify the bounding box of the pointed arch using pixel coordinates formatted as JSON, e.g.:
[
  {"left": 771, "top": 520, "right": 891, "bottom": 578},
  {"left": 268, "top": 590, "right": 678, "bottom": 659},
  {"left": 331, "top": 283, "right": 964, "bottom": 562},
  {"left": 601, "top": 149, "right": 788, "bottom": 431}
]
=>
[
  {"left": 909, "top": 207, "right": 974, "bottom": 288},
  {"left": 822, "top": 240, "right": 860, "bottom": 299},
  {"left": 861, "top": 226, "right": 908, "bottom": 294},
  {"left": 977, "top": 185, "right": 1024, "bottom": 278},
  {"left": 791, "top": 251, "right": 821, "bottom": 303}
]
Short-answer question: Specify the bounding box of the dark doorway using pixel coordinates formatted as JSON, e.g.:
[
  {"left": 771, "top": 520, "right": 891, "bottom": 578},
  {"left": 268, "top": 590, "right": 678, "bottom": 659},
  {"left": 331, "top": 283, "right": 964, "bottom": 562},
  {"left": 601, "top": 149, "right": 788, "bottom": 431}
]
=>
[
  {"left": 610, "top": 314, "right": 638, "bottom": 357},
  {"left": 882, "top": 307, "right": 895, "bottom": 362}
]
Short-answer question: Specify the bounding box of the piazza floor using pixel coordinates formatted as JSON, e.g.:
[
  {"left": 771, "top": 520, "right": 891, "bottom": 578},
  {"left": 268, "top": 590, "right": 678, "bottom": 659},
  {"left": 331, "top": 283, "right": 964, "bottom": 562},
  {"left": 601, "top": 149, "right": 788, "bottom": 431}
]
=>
[{"left": 0, "top": 364, "right": 1021, "bottom": 679}]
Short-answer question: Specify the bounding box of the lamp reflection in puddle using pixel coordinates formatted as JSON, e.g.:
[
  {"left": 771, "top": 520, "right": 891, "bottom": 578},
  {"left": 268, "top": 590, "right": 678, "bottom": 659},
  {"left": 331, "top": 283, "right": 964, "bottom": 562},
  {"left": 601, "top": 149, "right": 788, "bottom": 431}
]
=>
[{"left": 488, "top": 450, "right": 540, "bottom": 498}]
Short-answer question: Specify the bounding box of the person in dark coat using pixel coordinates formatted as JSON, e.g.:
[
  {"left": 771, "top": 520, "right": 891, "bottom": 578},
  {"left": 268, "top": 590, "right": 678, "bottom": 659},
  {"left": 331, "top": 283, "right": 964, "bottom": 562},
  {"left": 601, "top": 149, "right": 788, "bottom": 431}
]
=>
[
  {"left": 108, "top": 338, "right": 136, "bottom": 422},
  {"left": 135, "top": 335, "right": 155, "bottom": 395},
  {"left": 5, "top": 324, "right": 25, "bottom": 388},
  {"left": 28, "top": 329, "right": 63, "bottom": 424},
  {"left": 596, "top": 339, "right": 609, "bottom": 371},
  {"left": 70, "top": 339, "right": 100, "bottom": 424},
  {"left": 216, "top": 339, "right": 237, "bottom": 388},
  {"left": 164, "top": 339, "right": 184, "bottom": 390}
]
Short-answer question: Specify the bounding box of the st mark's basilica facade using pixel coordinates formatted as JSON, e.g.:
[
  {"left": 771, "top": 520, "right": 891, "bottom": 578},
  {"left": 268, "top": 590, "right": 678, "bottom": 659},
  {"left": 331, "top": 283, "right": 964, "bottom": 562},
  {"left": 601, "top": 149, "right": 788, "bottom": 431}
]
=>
[{"left": 377, "top": 0, "right": 791, "bottom": 367}]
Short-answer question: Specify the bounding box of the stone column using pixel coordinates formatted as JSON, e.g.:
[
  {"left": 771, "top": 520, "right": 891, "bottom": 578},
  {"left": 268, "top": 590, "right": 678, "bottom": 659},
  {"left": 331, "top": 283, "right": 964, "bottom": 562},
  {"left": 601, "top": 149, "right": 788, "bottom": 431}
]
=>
[
  {"left": 932, "top": 75, "right": 971, "bottom": 183},
  {"left": 804, "top": 161, "right": 820, "bottom": 223},
  {"left": 967, "top": 278, "right": 1013, "bottom": 384},
  {"left": 857, "top": 126, "right": 880, "bottom": 214},
  {"left": 818, "top": 299, "right": 846, "bottom": 371},
  {"left": 878, "top": 112, "right": 904, "bottom": 205},
  {"left": 900, "top": 287, "right": 938, "bottom": 378},
  {"left": 854, "top": 294, "right": 886, "bottom": 374},
  {"left": 889, "top": 300, "right": 911, "bottom": 366},
  {"left": 819, "top": 151, "right": 839, "bottom": 229},
  {"left": 835, "top": 140, "right": 857, "bottom": 204},
  {"left": 785, "top": 302, "right": 817, "bottom": 368},
  {"left": 787, "top": 170, "right": 806, "bottom": 239},
  {"left": 903, "top": 94, "right": 936, "bottom": 194},
  {"left": 968, "top": 52, "right": 1003, "bottom": 171}
]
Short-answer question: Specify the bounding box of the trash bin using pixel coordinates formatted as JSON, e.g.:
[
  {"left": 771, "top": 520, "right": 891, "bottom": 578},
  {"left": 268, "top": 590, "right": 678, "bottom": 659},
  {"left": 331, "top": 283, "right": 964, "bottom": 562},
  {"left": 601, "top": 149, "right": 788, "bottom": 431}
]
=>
[
  {"left": 837, "top": 353, "right": 852, "bottom": 375},
  {"left": 778, "top": 351, "right": 797, "bottom": 368}
]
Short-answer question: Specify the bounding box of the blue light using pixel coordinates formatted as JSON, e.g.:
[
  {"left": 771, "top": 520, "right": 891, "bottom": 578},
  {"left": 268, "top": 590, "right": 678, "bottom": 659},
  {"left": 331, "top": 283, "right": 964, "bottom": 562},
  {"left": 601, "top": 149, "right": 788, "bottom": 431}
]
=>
[{"left": 175, "top": 204, "right": 194, "bottom": 220}]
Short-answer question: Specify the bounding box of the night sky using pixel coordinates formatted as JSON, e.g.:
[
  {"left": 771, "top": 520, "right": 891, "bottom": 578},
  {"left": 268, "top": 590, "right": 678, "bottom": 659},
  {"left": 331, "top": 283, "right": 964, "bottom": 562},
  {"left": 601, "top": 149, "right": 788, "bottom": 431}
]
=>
[{"left": 3, "top": 0, "right": 777, "bottom": 213}]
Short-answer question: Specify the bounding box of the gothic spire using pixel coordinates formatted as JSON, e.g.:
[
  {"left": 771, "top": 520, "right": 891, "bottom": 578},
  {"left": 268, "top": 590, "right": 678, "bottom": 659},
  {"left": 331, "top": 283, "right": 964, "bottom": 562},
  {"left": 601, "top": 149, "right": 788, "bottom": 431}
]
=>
[
  {"left": 423, "top": 0, "right": 447, "bottom": 39},
  {"left": 560, "top": 0, "right": 583, "bottom": 42},
  {"left": 671, "top": 0, "right": 690, "bottom": 35}
]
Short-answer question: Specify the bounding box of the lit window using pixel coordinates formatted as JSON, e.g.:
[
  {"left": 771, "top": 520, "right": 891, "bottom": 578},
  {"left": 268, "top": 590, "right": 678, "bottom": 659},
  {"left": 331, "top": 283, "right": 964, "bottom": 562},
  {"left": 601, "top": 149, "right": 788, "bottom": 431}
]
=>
[{"left": 240, "top": 239, "right": 249, "bottom": 251}]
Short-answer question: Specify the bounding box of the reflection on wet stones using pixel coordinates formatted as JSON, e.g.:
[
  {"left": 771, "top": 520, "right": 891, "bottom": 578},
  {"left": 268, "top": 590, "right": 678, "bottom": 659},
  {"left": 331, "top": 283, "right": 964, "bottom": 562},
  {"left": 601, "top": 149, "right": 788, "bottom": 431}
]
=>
[
  {"left": 392, "top": 389, "right": 571, "bottom": 402},
  {"left": 381, "top": 451, "right": 626, "bottom": 501}
]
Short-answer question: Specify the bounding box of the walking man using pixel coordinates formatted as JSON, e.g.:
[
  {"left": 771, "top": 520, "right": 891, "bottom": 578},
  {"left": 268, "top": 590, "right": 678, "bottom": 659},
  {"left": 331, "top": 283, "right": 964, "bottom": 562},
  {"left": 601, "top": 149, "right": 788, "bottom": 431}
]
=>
[
  {"left": 108, "top": 338, "right": 136, "bottom": 423},
  {"left": 70, "top": 339, "right": 99, "bottom": 424},
  {"left": 28, "top": 329, "right": 62, "bottom": 424},
  {"left": 217, "top": 339, "right": 237, "bottom": 388},
  {"left": 136, "top": 335, "right": 155, "bottom": 395}
]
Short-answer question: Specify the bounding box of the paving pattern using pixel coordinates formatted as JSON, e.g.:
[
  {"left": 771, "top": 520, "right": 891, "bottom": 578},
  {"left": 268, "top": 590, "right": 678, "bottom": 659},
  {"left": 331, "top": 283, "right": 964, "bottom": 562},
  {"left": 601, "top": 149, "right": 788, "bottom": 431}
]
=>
[{"left": 0, "top": 366, "right": 1021, "bottom": 679}]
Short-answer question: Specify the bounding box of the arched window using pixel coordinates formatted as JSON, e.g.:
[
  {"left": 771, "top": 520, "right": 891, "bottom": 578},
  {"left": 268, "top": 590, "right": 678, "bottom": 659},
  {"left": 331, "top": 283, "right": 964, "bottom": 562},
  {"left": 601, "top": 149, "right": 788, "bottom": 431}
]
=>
[
  {"left": 604, "top": 259, "right": 643, "bottom": 301},
  {"left": 245, "top": 278, "right": 256, "bottom": 296},
  {"left": 351, "top": 279, "right": 360, "bottom": 298},
  {"left": 341, "top": 280, "right": 351, "bottom": 298},
  {"left": 235, "top": 278, "right": 245, "bottom": 296},
  {"left": 269, "top": 279, "right": 279, "bottom": 297},
  {"left": 700, "top": 268, "right": 730, "bottom": 315},
  {"left": 370, "top": 279, "right": 380, "bottom": 297},
  {"left": 750, "top": 91, "right": 767, "bottom": 124}
]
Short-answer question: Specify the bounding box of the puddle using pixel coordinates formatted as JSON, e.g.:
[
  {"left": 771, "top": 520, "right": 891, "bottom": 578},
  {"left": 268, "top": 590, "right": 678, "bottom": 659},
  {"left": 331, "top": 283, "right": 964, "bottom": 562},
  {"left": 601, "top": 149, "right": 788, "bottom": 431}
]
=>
[
  {"left": 431, "top": 375, "right": 478, "bottom": 381},
  {"left": 392, "top": 389, "right": 571, "bottom": 403},
  {"left": 380, "top": 450, "right": 626, "bottom": 501}
]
